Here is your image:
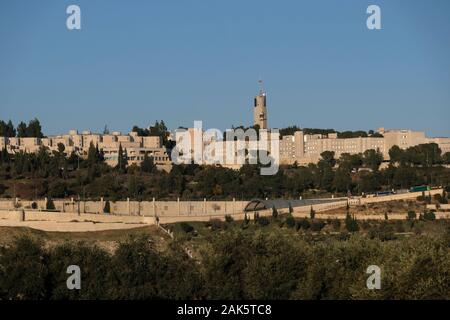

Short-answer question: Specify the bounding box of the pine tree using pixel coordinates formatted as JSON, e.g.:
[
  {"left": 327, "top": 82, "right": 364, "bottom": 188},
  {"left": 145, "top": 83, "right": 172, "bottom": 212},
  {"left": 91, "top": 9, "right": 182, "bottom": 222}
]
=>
[
  {"left": 104, "top": 200, "right": 110, "bottom": 214},
  {"left": 310, "top": 206, "right": 315, "bottom": 219},
  {"left": 17, "top": 122, "right": 27, "bottom": 137},
  {"left": 46, "top": 198, "right": 55, "bottom": 210},
  {"left": 345, "top": 211, "right": 359, "bottom": 232},
  {"left": 141, "top": 153, "right": 155, "bottom": 173},
  {"left": 87, "top": 142, "right": 97, "bottom": 164},
  {"left": 116, "top": 144, "right": 127, "bottom": 172},
  {"left": 272, "top": 205, "right": 278, "bottom": 219}
]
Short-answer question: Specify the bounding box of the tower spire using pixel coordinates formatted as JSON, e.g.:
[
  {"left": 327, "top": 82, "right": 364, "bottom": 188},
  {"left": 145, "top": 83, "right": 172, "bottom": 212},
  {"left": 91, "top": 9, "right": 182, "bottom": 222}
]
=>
[{"left": 253, "top": 80, "right": 268, "bottom": 129}]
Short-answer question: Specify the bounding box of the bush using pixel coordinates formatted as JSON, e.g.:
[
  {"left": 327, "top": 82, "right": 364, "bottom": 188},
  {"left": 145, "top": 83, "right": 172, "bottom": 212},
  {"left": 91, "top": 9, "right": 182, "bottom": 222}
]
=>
[
  {"left": 272, "top": 206, "right": 278, "bottom": 219},
  {"left": 395, "top": 220, "right": 405, "bottom": 233},
  {"left": 407, "top": 210, "right": 417, "bottom": 220},
  {"left": 331, "top": 219, "right": 341, "bottom": 231},
  {"left": 345, "top": 213, "right": 359, "bottom": 232},
  {"left": 224, "top": 215, "right": 234, "bottom": 223},
  {"left": 243, "top": 213, "right": 249, "bottom": 225},
  {"left": 417, "top": 195, "right": 431, "bottom": 204},
  {"left": 0, "top": 183, "right": 6, "bottom": 195},
  {"left": 180, "top": 222, "right": 194, "bottom": 233},
  {"left": 310, "top": 220, "right": 325, "bottom": 232},
  {"left": 257, "top": 216, "right": 270, "bottom": 227},
  {"left": 46, "top": 198, "right": 55, "bottom": 210},
  {"left": 103, "top": 200, "right": 110, "bottom": 214},
  {"left": 309, "top": 206, "right": 315, "bottom": 219},
  {"left": 368, "top": 223, "right": 397, "bottom": 241},
  {"left": 296, "top": 218, "right": 310, "bottom": 230},
  {"left": 423, "top": 211, "right": 436, "bottom": 221},
  {"left": 31, "top": 202, "right": 38, "bottom": 210},
  {"left": 0, "top": 236, "right": 49, "bottom": 299},
  {"left": 285, "top": 215, "right": 296, "bottom": 228},
  {"left": 210, "top": 218, "right": 226, "bottom": 231}
]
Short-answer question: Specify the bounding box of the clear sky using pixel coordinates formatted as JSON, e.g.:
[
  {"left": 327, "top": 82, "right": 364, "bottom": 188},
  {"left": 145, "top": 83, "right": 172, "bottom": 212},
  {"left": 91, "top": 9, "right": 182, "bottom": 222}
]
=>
[{"left": 0, "top": 0, "right": 449, "bottom": 136}]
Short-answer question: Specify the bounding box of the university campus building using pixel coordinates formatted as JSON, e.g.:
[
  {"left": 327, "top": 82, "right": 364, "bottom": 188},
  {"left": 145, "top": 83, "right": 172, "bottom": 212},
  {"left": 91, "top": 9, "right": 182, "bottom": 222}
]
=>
[
  {"left": 0, "top": 130, "right": 172, "bottom": 171},
  {"left": 1, "top": 89, "right": 449, "bottom": 170},
  {"left": 176, "top": 89, "right": 450, "bottom": 168}
]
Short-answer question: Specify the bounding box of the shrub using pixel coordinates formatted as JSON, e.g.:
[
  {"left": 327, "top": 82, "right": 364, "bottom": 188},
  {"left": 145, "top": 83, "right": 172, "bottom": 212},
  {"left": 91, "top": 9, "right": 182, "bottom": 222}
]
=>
[
  {"left": 296, "top": 218, "right": 310, "bottom": 230},
  {"left": 345, "top": 213, "right": 359, "bottom": 232},
  {"left": 407, "top": 210, "right": 417, "bottom": 220},
  {"left": 0, "top": 183, "right": 6, "bottom": 195},
  {"left": 272, "top": 206, "right": 278, "bottom": 219},
  {"left": 103, "top": 200, "right": 110, "bottom": 214},
  {"left": 423, "top": 211, "right": 436, "bottom": 221},
  {"left": 395, "top": 220, "right": 405, "bottom": 233},
  {"left": 285, "top": 215, "right": 295, "bottom": 228},
  {"left": 46, "top": 198, "right": 55, "bottom": 210},
  {"left": 368, "top": 223, "right": 397, "bottom": 241},
  {"left": 224, "top": 215, "right": 234, "bottom": 223},
  {"left": 180, "top": 222, "right": 194, "bottom": 233},
  {"left": 243, "top": 213, "right": 249, "bottom": 225},
  {"left": 331, "top": 219, "right": 341, "bottom": 231},
  {"left": 257, "top": 216, "right": 270, "bottom": 227},
  {"left": 309, "top": 206, "right": 316, "bottom": 219},
  {"left": 31, "top": 202, "right": 38, "bottom": 210},
  {"left": 417, "top": 195, "right": 431, "bottom": 204},
  {"left": 311, "top": 220, "right": 325, "bottom": 232}
]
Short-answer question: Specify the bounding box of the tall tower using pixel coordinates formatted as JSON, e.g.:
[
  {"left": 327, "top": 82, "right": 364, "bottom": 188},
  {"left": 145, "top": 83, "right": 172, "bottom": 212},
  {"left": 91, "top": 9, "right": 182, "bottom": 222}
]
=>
[{"left": 253, "top": 81, "right": 268, "bottom": 129}]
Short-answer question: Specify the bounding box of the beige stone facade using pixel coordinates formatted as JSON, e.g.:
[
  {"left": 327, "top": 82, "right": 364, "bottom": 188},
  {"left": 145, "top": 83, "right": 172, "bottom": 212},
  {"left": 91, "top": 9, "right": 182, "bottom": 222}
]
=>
[
  {"left": 278, "top": 128, "right": 450, "bottom": 165},
  {"left": 2, "top": 130, "right": 171, "bottom": 171}
]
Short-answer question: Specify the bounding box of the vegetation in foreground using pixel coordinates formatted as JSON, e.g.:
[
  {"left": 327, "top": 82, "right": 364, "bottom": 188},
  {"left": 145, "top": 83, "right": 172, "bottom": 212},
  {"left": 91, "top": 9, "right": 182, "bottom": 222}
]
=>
[{"left": 0, "top": 217, "right": 449, "bottom": 300}]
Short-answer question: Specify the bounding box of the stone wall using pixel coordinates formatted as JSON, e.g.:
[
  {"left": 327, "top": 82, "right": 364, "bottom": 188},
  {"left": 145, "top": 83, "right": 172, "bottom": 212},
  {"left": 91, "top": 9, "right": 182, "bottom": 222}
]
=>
[
  {"left": 0, "top": 198, "right": 248, "bottom": 216},
  {"left": 0, "top": 210, "right": 153, "bottom": 224}
]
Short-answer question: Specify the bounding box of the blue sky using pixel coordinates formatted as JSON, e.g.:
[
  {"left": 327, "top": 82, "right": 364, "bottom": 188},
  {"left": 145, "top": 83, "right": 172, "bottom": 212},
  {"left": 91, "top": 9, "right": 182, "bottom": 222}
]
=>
[{"left": 0, "top": 0, "right": 449, "bottom": 136}]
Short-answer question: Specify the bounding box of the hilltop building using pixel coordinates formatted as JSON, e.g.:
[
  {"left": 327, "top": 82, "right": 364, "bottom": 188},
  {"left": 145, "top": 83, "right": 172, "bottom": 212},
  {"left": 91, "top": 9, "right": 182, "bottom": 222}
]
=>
[
  {"left": 1, "top": 88, "right": 449, "bottom": 170},
  {"left": 0, "top": 130, "right": 172, "bottom": 171}
]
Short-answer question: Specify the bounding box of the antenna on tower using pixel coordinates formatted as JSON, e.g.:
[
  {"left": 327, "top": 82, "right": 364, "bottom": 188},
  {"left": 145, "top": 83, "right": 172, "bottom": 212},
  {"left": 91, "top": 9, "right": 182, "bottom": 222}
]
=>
[{"left": 257, "top": 77, "right": 265, "bottom": 95}]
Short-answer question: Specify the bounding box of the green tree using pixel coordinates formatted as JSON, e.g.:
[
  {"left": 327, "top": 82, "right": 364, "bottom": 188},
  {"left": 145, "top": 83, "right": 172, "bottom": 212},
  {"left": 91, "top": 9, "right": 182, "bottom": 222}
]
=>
[
  {"left": 345, "top": 212, "right": 359, "bottom": 232},
  {"left": 17, "top": 121, "right": 27, "bottom": 137},
  {"left": 388, "top": 145, "right": 404, "bottom": 164},
  {"left": 309, "top": 206, "right": 315, "bottom": 219},
  {"left": 363, "top": 149, "right": 383, "bottom": 171},
  {"left": 26, "top": 118, "right": 44, "bottom": 138},
  {"left": 285, "top": 214, "right": 295, "bottom": 228},
  {"left": 333, "top": 168, "right": 352, "bottom": 192},
  {"left": 0, "top": 120, "right": 16, "bottom": 137},
  {"left": 272, "top": 205, "right": 278, "bottom": 219},
  {"left": 104, "top": 200, "right": 110, "bottom": 214},
  {"left": 443, "top": 152, "right": 450, "bottom": 165},
  {"left": 320, "top": 151, "right": 336, "bottom": 167},
  {"left": 407, "top": 210, "right": 416, "bottom": 220},
  {"left": 0, "top": 237, "right": 49, "bottom": 299},
  {"left": 46, "top": 197, "right": 56, "bottom": 210},
  {"left": 141, "top": 153, "right": 155, "bottom": 173},
  {"left": 116, "top": 144, "right": 128, "bottom": 172}
]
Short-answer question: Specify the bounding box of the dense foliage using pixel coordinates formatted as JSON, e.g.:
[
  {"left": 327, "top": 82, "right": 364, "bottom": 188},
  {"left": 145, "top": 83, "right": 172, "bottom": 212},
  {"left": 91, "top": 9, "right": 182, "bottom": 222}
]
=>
[
  {"left": 0, "top": 220, "right": 449, "bottom": 300},
  {"left": 2, "top": 142, "right": 449, "bottom": 201}
]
